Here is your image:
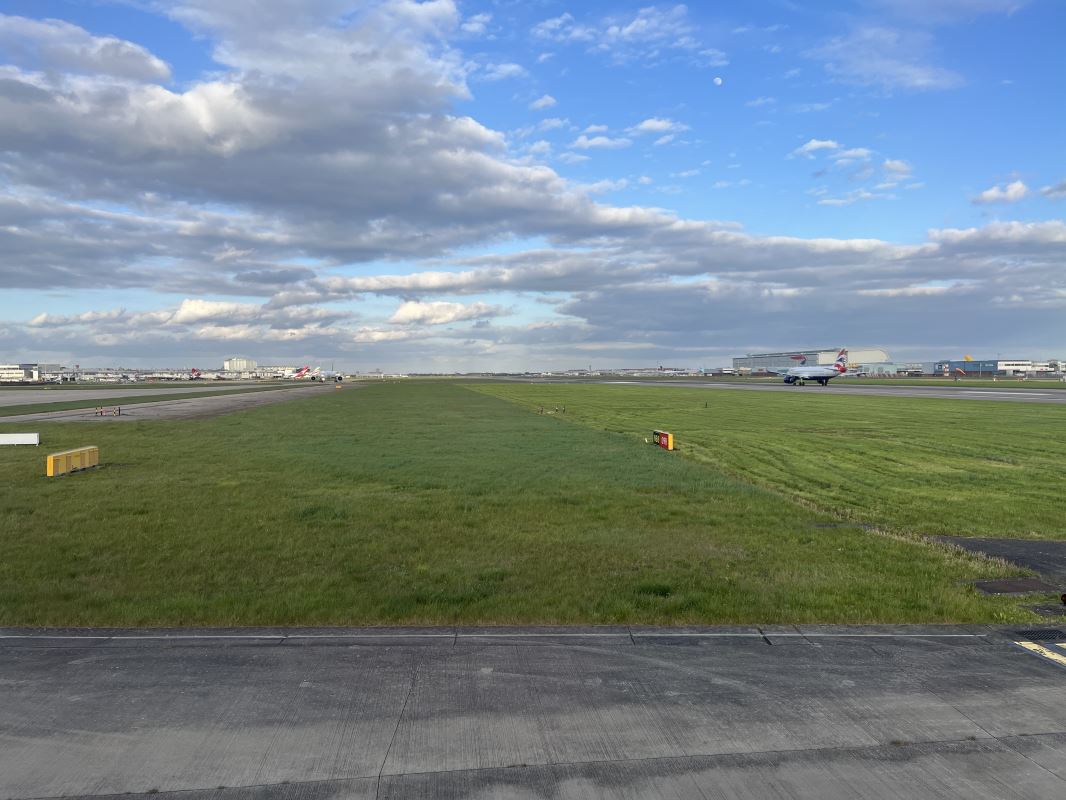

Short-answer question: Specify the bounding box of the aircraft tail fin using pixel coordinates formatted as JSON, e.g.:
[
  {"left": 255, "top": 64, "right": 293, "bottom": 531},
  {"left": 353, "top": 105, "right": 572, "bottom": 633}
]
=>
[{"left": 834, "top": 348, "right": 848, "bottom": 373}]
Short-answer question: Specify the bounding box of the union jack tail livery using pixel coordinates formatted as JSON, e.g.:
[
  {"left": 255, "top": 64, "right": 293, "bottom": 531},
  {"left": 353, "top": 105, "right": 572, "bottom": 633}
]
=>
[{"left": 833, "top": 349, "right": 848, "bottom": 373}]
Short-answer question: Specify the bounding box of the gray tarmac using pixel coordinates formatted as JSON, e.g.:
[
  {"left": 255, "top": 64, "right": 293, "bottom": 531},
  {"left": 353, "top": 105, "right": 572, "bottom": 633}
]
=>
[
  {"left": 942, "top": 538, "right": 1066, "bottom": 585},
  {"left": 0, "top": 384, "right": 273, "bottom": 407},
  {"left": 511, "top": 377, "right": 1066, "bottom": 404},
  {"left": 4, "top": 626, "right": 1066, "bottom": 798},
  {"left": 0, "top": 385, "right": 329, "bottom": 423}
]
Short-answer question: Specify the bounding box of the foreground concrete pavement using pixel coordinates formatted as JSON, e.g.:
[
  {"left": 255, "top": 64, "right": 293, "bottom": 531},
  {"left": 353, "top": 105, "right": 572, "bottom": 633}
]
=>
[{"left": 3, "top": 626, "right": 1066, "bottom": 798}]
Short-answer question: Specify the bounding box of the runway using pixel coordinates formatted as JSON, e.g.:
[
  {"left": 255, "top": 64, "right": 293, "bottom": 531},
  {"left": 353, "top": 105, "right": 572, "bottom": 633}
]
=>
[
  {"left": 510, "top": 377, "right": 1066, "bottom": 404},
  {"left": 0, "top": 385, "right": 328, "bottom": 423},
  {"left": 0, "top": 384, "right": 272, "bottom": 407},
  {"left": 4, "top": 625, "right": 1066, "bottom": 798}
]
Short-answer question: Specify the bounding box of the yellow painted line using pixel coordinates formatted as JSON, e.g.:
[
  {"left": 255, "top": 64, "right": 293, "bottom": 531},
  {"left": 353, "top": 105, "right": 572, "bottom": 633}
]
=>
[{"left": 1016, "top": 641, "right": 1066, "bottom": 667}]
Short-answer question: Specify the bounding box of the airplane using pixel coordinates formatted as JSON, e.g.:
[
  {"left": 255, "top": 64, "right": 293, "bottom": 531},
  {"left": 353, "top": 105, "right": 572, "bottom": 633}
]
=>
[
  {"left": 777, "top": 349, "right": 849, "bottom": 386},
  {"left": 310, "top": 367, "right": 343, "bottom": 382},
  {"left": 291, "top": 366, "right": 312, "bottom": 379}
]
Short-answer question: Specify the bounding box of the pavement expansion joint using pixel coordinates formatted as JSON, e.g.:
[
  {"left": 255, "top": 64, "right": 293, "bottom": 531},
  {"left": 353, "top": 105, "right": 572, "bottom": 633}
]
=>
[
  {"left": 376, "top": 650, "right": 425, "bottom": 799},
  {"left": 373, "top": 735, "right": 1007, "bottom": 782},
  {"left": 0, "top": 627, "right": 1011, "bottom": 646}
]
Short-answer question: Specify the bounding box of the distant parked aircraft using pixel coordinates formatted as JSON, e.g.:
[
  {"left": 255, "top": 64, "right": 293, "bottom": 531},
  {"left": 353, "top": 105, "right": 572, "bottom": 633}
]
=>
[
  {"left": 777, "top": 348, "right": 849, "bottom": 386},
  {"left": 310, "top": 367, "right": 343, "bottom": 382}
]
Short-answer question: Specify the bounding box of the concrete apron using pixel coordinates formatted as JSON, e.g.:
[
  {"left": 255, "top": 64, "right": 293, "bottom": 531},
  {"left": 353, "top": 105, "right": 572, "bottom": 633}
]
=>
[{"left": 2, "top": 625, "right": 1066, "bottom": 799}]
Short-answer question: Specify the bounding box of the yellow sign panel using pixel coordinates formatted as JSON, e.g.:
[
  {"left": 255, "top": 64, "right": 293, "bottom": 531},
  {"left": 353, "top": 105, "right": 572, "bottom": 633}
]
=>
[{"left": 46, "top": 446, "right": 99, "bottom": 477}]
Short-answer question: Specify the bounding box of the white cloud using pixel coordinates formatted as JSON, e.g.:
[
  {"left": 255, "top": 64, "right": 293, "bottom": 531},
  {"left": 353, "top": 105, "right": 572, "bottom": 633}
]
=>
[
  {"left": 531, "top": 13, "right": 596, "bottom": 43},
  {"left": 529, "top": 94, "right": 557, "bottom": 110},
  {"left": 11, "top": 214, "right": 1066, "bottom": 367},
  {"left": 745, "top": 96, "right": 776, "bottom": 107},
  {"left": 29, "top": 308, "right": 126, "bottom": 327},
  {"left": 834, "top": 148, "right": 873, "bottom": 162},
  {"left": 557, "top": 152, "right": 590, "bottom": 164},
  {"left": 929, "top": 220, "right": 1066, "bottom": 247},
  {"left": 1041, "top": 179, "right": 1066, "bottom": 200},
  {"left": 583, "top": 124, "right": 608, "bottom": 133},
  {"left": 170, "top": 298, "right": 261, "bottom": 325},
  {"left": 857, "top": 285, "right": 953, "bottom": 297},
  {"left": 537, "top": 117, "right": 568, "bottom": 131},
  {"left": 389, "top": 300, "right": 503, "bottom": 326},
  {"left": 569, "top": 134, "right": 632, "bottom": 149},
  {"left": 578, "top": 178, "right": 629, "bottom": 194},
  {"left": 480, "top": 62, "right": 527, "bottom": 81},
  {"left": 791, "top": 139, "right": 840, "bottom": 158},
  {"left": 700, "top": 49, "right": 729, "bottom": 67},
  {"left": 460, "top": 13, "right": 492, "bottom": 36},
  {"left": 817, "top": 189, "right": 880, "bottom": 206},
  {"left": 629, "top": 117, "right": 689, "bottom": 135},
  {"left": 732, "top": 24, "right": 788, "bottom": 35},
  {"left": 870, "top": 0, "right": 1027, "bottom": 24},
  {"left": 793, "top": 101, "right": 832, "bottom": 113},
  {"left": 807, "top": 27, "right": 963, "bottom": 91},
  {"left": 0, "top": 14, "right": 171, "bottom": 81},
  {"left": 653, "top": 134, "right": 675, "bottom": 146},
  {"left": 532, "top": 6, "right": 727, "bottom": 67},
  {"left": 973, "top": 180, "right": 1029, "bottom": 204},
  {"left": 792, "top": 140, "right": 916, "bottom": 200}
]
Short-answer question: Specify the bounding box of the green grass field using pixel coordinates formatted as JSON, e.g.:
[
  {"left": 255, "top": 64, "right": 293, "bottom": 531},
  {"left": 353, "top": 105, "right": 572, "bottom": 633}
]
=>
[
  {"left": 474, "top": 383, "right": 1066, "bottom": 539},
  {"left": 0, "top": 381, "right": 1050, "bottom": 626}
]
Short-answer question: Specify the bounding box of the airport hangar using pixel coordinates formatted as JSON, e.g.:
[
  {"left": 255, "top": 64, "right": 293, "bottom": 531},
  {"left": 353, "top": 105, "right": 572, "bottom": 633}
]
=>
[{"left": 732, "top": 348, "right": 897, "bottom": 375}]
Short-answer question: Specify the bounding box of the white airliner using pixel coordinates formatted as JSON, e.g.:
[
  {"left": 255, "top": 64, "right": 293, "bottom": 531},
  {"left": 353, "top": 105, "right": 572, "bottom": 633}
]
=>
[
  {"left": 310, "top": 367, "right": 343, "bottom": 382},
  {"left": 778, "top": 349, "right": 849, "bottom": 386}
]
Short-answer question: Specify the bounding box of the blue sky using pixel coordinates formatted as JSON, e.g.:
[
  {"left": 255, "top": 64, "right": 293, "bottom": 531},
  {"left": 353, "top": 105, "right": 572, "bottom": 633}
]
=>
[{"left": 0, "top": 1, "right": 1063, "bottom": 369}]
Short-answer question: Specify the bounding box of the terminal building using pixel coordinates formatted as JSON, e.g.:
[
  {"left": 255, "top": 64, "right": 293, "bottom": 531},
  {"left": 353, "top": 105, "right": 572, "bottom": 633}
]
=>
[
  {"left": 733, "top": 348, "right": 891, "bottom": 375},
  {"left": 0, "top": 363, "right": 40, "bottom": 382},
  {"left": 933, "top": 359, "right": 1062, "bottom": 377},
  {"left": 223, "top": 356, "right": 257, "bottom": 372}
]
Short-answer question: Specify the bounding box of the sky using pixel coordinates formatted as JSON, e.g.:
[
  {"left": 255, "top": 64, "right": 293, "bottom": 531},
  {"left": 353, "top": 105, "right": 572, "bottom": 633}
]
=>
[{"left": 0, "top": 0, "right": 1063, "bottom": 371}]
